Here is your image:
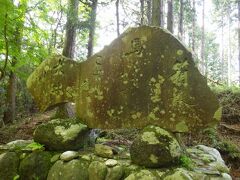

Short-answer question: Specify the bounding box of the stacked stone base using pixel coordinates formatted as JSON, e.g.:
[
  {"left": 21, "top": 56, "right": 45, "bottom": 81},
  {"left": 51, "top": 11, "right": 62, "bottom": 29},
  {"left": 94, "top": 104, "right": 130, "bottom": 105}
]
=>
[{"left": 0, "top": 141, "right": 231, "bottom": 180}]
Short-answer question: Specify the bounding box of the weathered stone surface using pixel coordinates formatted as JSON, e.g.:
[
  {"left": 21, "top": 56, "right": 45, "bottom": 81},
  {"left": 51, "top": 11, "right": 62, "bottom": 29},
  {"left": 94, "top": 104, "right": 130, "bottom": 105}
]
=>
[
  {"left": 105, "top": 159, "right": 118, "bottom": 167},
  {"left": 19, "top": 151, "right": 52, "bottom": 180},
  {"left": 0, "top": 152, "right": 19, "bottom": 180},
  {"left": 33, "top": 118, "right": 89, "bottom": 150},
  {"left": 0, "top": 144, "right": 232, "bottom": 180},
  {"left": 27, "top": 26, "right": 221, "bottom": 132},
  {"left": 95, "top": 144, "right": 114, "bottom": 158},
  {"left": 88, "top": 161, "right": 107, "bottom": 180},
  {"left": 60, "top": 151, "right": 79, "bottom": 162},
  {"left": 106, "top": 165, "right": 123, "bottom": 180},
  {"left": 47, "top": 159, "right": 90, "bottom": 180},
  {"left": 130, "top": 125, "right": 182, "bottom": 168}
]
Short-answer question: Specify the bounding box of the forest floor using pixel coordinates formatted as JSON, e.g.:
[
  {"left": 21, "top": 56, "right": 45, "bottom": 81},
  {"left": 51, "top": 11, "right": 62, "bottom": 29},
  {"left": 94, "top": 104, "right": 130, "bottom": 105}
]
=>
[{"left": 0, "top": 109, "right": 239, "bottom": 179}]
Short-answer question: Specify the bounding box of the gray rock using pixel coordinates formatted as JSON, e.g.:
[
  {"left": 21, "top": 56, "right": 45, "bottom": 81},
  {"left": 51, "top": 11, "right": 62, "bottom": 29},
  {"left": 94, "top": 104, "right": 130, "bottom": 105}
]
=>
[
  {"left": 105, "top": 159, "right": 118, "bottom": 167},
  {"left": 164, "top": 168, "right": 193, "bottom": 180},
  {"left": 7, "top": 139, "right": 33, "bottom": 150},
  {"left": 95, "top": 144, "right": 114, "bottom": 158},
  {"left": 60, "top": 151, "right": 79, "bottom": 161},
  {"left": 88, "top": 161, "right": 107, "bottom": 180},
  {"left": 33, "top": 118, "right": 89, "bottom": 151},
  {"left": 19, "top": 151, "right": 52, "bottom": 180},
  {"left": 47, "top": 159, "right": 90, "bottom": 180},
  {"left": 0, "top": 152, "right": 19, "bottom": 180},
  {"left": 125, "top": 170, "right": 158, "bottom": 180},
  {"left": 106, "top": 165, "right": 123, "bottom": 180},
  {"left": 130, "top": 125, "right": 182, "bottom": 168}
]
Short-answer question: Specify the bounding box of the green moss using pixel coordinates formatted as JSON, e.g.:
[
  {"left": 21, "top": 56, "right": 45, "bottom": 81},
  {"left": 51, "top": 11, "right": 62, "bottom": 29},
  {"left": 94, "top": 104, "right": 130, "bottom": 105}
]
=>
[
  {"left": 175, "top": 121, "right": 189, "bottom": 132},
  {"left": 141, "top": 132, "right": 160, "bottom": 144},
  {"left": 179, "top": 155, "right": 194, "bottom": 170}
]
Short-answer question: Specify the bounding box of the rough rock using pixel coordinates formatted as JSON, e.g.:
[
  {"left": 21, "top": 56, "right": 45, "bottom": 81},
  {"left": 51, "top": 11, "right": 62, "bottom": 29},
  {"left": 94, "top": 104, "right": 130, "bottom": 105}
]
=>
[
  {"left": 106, "top": 165, "right": 124, "bottom": 180},
  {"left": 130, "top": 125, "right": 182, "bottom": 168},
  {"left": 125, "top": 169, "right": 159, "bottom": 180},
  {"left": 0, "top": 152, "right": 19, "bottom": 180},
  {"left": 19, "top": 151, "right": 52, "bottom": 180},
  {"left": 7, "top": 140, "right": 33, "bottom": 150},
  {"left": 88, "top": 161, "right": 107, "bottom": 180},
  {"left": 163, "top": 168, "right": 193, "bottom": 180},
  {"left": 105, "top": 159, "right": 118, "bottom": 167},
  {"left": 60, "top": 151, "right": 79, "bottom": 161},
  {"left": 95, "top": 144, "right": 114, "bottom": 158},
  {"left": 47, "top": 159, "right": 90, "bottom": 180},
  {"left": 27, "top": 26, "right": 221, "bottom": 132},
  {"left": 33, "top": 118, "right": 89, "bottom": 150}
]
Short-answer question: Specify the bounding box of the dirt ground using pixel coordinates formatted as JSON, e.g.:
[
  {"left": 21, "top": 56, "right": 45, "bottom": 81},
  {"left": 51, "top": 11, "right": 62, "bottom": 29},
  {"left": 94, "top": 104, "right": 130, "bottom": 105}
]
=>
[{"left": 0, "top": 110, "right": 239, "bottom": 179}]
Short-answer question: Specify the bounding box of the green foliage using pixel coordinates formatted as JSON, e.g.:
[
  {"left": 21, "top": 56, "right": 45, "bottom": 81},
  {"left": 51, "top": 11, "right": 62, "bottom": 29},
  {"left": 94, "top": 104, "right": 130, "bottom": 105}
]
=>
[
  {"left": 26, "top": 142, "right": 45, "bottom": 151},
  {"left": 13, "top": 174, "right": 20, "bottom": 180},
  {"left": 179, "top": 155, "right": 194, "bottom": 170},
  {"left": 216, "top": 140, "right": 240, "bottom": 159}
]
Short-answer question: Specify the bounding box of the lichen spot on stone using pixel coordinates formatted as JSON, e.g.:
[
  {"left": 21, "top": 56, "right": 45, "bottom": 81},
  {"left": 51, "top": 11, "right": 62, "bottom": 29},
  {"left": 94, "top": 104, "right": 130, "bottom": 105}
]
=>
[
  {"left": 149, "top": 154, "right": 158, "bottom": 164},
  {"left": 176, "top": 121, "right": 189, "bottom": 132},
  {"left": 177, "top": 50, "right": 183, "bottom": 56},
  {"left": 213, "top": 107, "right": 222, "bottom": 121},
  {"left": 141, "top": 132, "right": 159, "bottom": 144},
  {"left": 54, "top": 124, "right": 87, "bottom": 142}
]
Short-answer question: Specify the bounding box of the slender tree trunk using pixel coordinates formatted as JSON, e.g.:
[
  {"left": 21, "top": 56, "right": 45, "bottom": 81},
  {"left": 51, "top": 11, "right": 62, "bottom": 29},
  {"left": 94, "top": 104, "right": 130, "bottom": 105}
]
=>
[
  {"left": 152, "top": 0, "right": 164, "bottom": 27},
  {"left": 160, "top": 0, "right": 164, "bottom": 27},
  {"left": 87, "top": 0, "right": 98, "bottom": 58},
  {"left": 238, "top": 0, "right": 240, "bottom": 85},
  {"left": 192, "top": 0, "right": 196, "bottom": 52},
  {"left": 140, "top": 0, "right": 144, "bottom": 25},
  {"left": 147, "top": 0, "right": 152, "bottom": 25},
  {"left": 3, "top": 2, "right": 26, "bottom": 124},
  {"left": 167, "top": 0, "right": 173, "bottom": 33},
  {"left": 3, "top": 72, "right": 16, "bottom": 124},
  {"left": 178, "top": 0, "right": 183, "bottom": 40},
  {"left": 116, "top": 0, "right": 120, "bottom": 37},
  {"left": 56, "top": 0, "right": 79, "bottom": 119},
  {"left": 200, "top": 0, "right": 205, "bottom": 76},
  {"left": 62, "top": 0, "right": 79, "bottom": 58},
  {"left": 227, "top": 9, "right": 231, "bottom": 86},
  {"left": 221, "top": 15, "right": 224, "bottom": 82}
]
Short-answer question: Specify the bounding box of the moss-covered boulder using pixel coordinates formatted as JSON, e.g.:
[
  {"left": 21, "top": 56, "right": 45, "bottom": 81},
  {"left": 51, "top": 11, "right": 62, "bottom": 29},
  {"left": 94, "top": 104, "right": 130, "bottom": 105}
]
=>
[
  {"left": 130, "top": 125, "right": 182, "bottom": 168},
  {"left": 33, "top": 118, "right": 89, "bottom": 150},
  {"left": 0, "top": 152, "right": 19, "bottom": 180},
  {"left": 19, "top": 151, "right": 52, "bottom": 180},
  {"left": 47, "top": 159, "right": 90, "bottom": 180},
  {"left": 88, "top": 161, "right": 108, "bottom": 180},
  {"left": 27, "top": 26, "right": 220, "bottom": 133}
]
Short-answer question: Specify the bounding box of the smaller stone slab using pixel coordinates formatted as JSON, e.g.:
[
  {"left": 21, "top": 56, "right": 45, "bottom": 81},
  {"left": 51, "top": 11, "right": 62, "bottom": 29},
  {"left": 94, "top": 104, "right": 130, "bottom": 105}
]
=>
[{"left": 33, "top": 118, "right": 89, "bottom": 151}]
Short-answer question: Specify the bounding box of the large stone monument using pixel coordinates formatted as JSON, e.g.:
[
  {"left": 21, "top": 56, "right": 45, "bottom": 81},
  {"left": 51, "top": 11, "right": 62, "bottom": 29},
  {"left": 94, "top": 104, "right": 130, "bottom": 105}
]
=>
[{"left": 27, "top": 26, "right": 221, "bottom": 132}]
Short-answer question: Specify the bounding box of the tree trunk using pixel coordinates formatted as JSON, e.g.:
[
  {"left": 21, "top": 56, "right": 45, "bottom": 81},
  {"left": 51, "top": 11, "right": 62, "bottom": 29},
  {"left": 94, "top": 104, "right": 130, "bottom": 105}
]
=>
[
  {"left": 192, "top": 0, "right": 196, "bottom": 52},
  {"left": 178, "top": 0, "right": 183, "bottom": 40},
  {"left": 3, "top": 72, "right": 16, "bottom": 124},
  {"left": 3, "top": 2, "right": 26, "bottom": 124},
  {"left": 62, "top": 0, "right": 79, "bottom": 58},
  {"left": 116, "top": 0, "right": 120, "bottom": 36},
  {"left": 221, "top": 15, "right": 224, "bottom": 82},
  {"left": 167, "top": 0, "right": 173, "bottom": 33},
  {"left": 227, "top": 9, "right": 231, "bottom": 86},
  {"left": 238, "top": 0, "right": 240, "bottom": 85},
  {"left": 200, "top": 0, "right": 205, "bottom": 76},
  {"left": 56, "top": 0, "right": 79, "bottom": 119},
  {"left": 140, "top": 0, "right": 144, "bottom": 25},
  {"left": 87, "top": 0, "right": 98, "bottom": 58},
  {"left": 147, "top": 0, "right": 152, "bottom": 25},
  {"left": 152, "top": 0, "right": 163, "bottom": 27},
  {"left": 147, "top": 0, "right": 152, "bottom": 26}
]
